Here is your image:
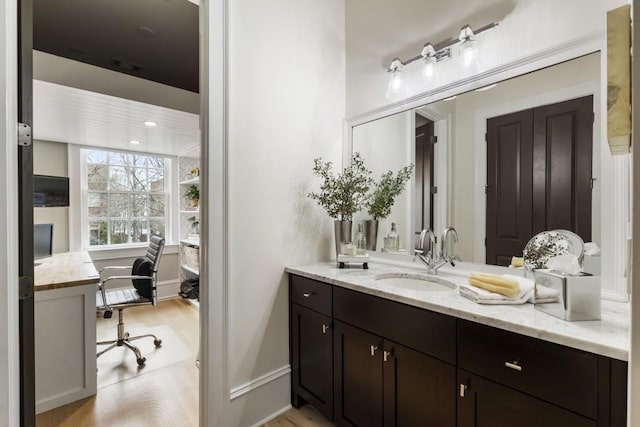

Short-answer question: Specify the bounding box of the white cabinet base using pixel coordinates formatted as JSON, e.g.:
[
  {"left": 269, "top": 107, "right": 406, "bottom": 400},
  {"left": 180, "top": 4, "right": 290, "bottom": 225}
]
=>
[{"left": 35, "top": 284, "right": 97, "bottom": 414}]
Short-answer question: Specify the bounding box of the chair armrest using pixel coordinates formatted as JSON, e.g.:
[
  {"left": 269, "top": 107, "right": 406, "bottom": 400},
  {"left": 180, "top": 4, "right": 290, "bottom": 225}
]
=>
[
  {"left": 99, "top": 265, "right": 131, "bottom": 274},
  {"left": 102, "top": 275, "right": 153, "bottom": 286}
]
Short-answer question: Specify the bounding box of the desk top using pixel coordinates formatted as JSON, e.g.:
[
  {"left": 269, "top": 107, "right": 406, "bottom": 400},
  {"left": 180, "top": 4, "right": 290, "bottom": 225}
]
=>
[{"left": 34, "top": 252, "right": 100, "bottom": 292}]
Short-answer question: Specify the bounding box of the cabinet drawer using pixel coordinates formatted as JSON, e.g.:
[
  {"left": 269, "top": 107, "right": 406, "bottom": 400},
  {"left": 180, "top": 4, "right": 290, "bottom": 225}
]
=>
[
  {"left": 458, "top": 320, "right": 598, "bottom": 419},
  {"left": 333, "top": 286, "right": 455, "bottom": 363},
  {"left": 290, "top": 275, "right": 332, "bottom": 315}
]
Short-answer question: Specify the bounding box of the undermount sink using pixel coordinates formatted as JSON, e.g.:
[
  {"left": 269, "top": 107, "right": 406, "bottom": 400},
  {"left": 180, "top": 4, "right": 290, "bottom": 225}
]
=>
[{"left": 374, "top": 272, "right": 457, "bottom": 291}]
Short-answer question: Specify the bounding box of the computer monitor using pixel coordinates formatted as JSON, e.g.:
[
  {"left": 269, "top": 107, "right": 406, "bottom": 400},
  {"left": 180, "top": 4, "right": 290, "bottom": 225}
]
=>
[{"left": 34, "top": 223, "right": 53, "bottom": 260}]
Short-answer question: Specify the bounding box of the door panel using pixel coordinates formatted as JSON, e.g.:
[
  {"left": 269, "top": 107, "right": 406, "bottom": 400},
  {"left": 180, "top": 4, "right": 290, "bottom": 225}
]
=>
[
  {"left": 532, "top": 95, "right": 593, "bottom": 241},
  {"left": 334, "top": 321, "right": 382, "bottom": 427},
  {"left": 291, "top": 304, "right": 333, "bottom": 420},
  {"left": 383, "top": 340, "right": 455, "bottom": 427},
  {"left": 18, "top": 0, "right": 35, "bottom": 425},
  {"left": 486, "top": 110, "right": 533, "bottom": 266}
]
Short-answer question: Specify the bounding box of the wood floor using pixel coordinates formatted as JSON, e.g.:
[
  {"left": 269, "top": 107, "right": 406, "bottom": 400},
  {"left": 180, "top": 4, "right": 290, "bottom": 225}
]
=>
[
  {"left": 263, "top": 406, "right": 335, "bottom": 427},
  {"left": 36, "top": 297, "right": 333, "bottom": 427},
  {"left": 36, "top": 298, "right": 200, "bottom": 427}
]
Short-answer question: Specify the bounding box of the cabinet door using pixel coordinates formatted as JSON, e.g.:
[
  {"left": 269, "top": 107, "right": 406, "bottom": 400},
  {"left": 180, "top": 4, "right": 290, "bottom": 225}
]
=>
[
  {"left": 291, "top": 304, "right": 333, "bottom": 420},
  {"left": 457, "top": 370, "right": 596, "bottom": 427},
  {"left": 334, "top": 321, "right": 383, "bottom": 427},
  {"left": 383, "top": 340, "right": 456, "bottom": 427}
]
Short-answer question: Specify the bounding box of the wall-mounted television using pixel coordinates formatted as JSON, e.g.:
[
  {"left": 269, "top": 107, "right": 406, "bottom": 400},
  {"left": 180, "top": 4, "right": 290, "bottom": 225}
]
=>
[
  {"left": 33, "top": 175, "right": 69, "bottom": 207},
  {"left": 34, "top": 223, "right": 53, "bottom": 260}
]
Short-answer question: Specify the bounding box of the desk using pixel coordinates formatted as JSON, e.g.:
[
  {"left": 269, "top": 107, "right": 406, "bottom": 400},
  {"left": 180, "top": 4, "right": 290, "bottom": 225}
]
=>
[{"left": 34, "top": 252, "right": 99, "bottom": 413}]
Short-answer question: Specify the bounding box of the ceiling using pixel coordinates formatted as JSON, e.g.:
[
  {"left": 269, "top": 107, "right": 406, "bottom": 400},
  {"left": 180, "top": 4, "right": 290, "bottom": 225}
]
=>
[
  {"left": 33, "top": 0, "right": 199, "bottom": 93},
  {"left": 33, "top": 80, "right": 200, "bottom": 156}
]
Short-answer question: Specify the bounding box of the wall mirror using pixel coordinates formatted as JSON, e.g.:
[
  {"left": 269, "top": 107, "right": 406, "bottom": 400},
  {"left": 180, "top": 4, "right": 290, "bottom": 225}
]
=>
[{"left": 347, "top": 50, "right": 629, "bottom": 300}]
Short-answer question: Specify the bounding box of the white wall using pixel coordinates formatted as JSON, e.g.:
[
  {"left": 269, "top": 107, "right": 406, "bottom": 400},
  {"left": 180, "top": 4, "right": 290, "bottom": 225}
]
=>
[
  {"left": 33, "top": 140, "right": 69, "bottom": 253},
  {"left": 227, "top": 0, "right": 345, "bottom": 425}
]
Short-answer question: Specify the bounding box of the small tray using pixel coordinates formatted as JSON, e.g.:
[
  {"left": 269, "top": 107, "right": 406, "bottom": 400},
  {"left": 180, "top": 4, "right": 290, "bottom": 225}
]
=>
[{"left": 337, "top": 254, "right": 369, "bottom": 269}]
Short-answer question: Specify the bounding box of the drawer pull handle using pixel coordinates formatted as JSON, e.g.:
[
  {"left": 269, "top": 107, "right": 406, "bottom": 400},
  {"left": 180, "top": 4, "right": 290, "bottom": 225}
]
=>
[
  {"left": 302, "top": 292, "right": 315, "bottom": 298},
  {"left": 505, "top": 361, "right": 522, "bottom": 371},
  {"left": 459, "top": 383, "right": 467, "bottom": 397},
  {"left": 383, "top": 350, "right": 393, "bottom": 362},
  {"left": 322, "top": 324, "right": 330, "bottom": 334},
  {"left": 370, "top": 345, "right": 378, "bottom": 356}
]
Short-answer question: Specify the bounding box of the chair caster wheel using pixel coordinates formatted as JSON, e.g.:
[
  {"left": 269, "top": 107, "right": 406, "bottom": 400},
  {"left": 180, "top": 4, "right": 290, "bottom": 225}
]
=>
[
  {"left": 154, "top": 339, "right": 162, "bottom": 347},
  {"left": 104, "top": 310, "right": 113, "bottom": 319},
  {"left": 137, "top": 357, "right": 146, "bottom": 367}
]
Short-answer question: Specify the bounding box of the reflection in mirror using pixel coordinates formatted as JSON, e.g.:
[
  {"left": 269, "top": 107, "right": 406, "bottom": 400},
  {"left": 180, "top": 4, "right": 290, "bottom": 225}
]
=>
[{"left": 353, "top": 53, "right": 603, "bottom": 268}]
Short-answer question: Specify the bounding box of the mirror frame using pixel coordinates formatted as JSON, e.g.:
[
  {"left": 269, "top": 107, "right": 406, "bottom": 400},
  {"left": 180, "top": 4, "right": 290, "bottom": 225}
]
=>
[{"left": 343, "top": 33, "right": 630, "bottom": 302}]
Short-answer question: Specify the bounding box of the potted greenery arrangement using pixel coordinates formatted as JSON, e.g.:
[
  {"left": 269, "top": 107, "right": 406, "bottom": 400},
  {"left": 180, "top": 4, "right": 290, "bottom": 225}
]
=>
[
  {"left": 308, "top": 152, "right": 372, "bottom": 256},
  {"left": 185, "top": 184, "right": 200, "bottom": 208},
  {"left": 365, "top": 164, "right": 414, "bottom": 251}
]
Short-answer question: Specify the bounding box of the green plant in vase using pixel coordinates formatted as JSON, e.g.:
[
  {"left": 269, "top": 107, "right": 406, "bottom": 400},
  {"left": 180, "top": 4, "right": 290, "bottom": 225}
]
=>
[
  {"left": 185, "top": 184, "right": 200, "bottom": 208},
  {"left": 308, "top": 152, "right": 372, "bottom": 256},
  {"left": 365, "top": 164, "right": 414, "bottom": 251}
]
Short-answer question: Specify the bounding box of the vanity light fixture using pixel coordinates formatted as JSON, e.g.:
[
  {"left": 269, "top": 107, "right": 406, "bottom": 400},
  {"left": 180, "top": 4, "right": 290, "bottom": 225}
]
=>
[
  {"left": 386, "top": 58, "right": 407, "bottom": 101},
  {"left": 384, "top": 22, "right": 498, "bottom": 100}
]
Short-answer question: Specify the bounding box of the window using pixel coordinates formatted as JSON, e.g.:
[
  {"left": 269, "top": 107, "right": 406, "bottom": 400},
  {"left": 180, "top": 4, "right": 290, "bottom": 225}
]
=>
[{"left": 85, "top": 149, "right": 169, "bottom": 247}]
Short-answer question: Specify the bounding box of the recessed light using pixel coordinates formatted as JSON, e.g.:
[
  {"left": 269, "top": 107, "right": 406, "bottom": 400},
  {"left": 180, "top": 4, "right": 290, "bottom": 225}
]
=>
[
  {"left": 144, "top": 121, "right": 157, "bottom": 127},
  {"left": 129, "top": 140, "right": 141, "bottom": 145},
  {"left": 475, "top": 83, "right": 497, "bottom": 92}
]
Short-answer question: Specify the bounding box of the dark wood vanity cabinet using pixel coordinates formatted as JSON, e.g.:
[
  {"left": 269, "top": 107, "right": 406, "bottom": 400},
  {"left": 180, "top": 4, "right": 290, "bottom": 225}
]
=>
[
  {"left": 289, "top": 276, "right": 334, "bottom": 420},
  {"left": 289, "top": 274, "right": 628, "bottom": 427}
]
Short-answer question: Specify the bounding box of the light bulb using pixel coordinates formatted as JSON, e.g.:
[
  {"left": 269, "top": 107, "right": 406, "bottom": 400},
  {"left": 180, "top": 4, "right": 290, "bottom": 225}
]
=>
[
  {"left": 385, "top": 69, "right": 406, "bottom": 101},
  {"left": 460, "top": 38, "right": 478, "bottom": 67},
  {"left": 422, "top": 56, "right": 439, "bottom": 82}
]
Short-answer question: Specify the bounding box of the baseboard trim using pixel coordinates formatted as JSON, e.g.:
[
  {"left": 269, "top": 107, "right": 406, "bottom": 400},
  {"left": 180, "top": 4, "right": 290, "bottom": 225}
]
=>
[
  {"left": 230, "top": 365, "right": 291, "bottom": 401},
  {"left": 249, "top": 404, "right": 292, "bottom": 427},
  {"left": 157, "top": 279, "right": 180, "bottom": 300}
]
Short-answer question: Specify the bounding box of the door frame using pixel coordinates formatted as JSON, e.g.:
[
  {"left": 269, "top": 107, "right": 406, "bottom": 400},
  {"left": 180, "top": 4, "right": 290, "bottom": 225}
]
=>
[
  {"left": 0, "top": 0, "right": 21, "bottom": 424},
  {"left": 0, "top": 1, "right": 231, "bottom": 425},
  {"left": 200, "top": 0, "right": 230, "bottom": 425}
]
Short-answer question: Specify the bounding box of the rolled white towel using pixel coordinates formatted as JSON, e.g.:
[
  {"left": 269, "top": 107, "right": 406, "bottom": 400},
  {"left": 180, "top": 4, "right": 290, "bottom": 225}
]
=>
[
  {"left": 528, "top": 285, "right": 560, "bottom": 304},
  {"left": 460, "top": 274, "right": 534, "bottom": 305}
]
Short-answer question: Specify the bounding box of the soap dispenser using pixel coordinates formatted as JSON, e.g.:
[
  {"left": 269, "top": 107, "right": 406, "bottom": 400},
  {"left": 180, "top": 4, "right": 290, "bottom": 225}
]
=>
[{"left": 386, "top": 222, "right": 400, "bottom": 251}]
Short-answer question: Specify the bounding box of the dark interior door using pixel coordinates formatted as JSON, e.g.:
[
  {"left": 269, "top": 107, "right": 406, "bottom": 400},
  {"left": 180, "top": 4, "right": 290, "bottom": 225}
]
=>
[
  {"left": 532, "top": 96, "right": 593, "bottom": 240},
  {"left": 486, "top": 96, "right": 593, "bottom": 265},
  {"left": 415, "top": 116, "right": 435, "bottom": 235},
  {"left": 486, "top": 109, "right": 534, "bottom": 266},
  {"left": 18, "top": 0, "right": 35, "bottom": 425}
]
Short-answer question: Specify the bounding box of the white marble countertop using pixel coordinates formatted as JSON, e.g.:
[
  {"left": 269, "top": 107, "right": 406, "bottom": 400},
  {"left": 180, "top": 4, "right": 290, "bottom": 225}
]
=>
[{"left": 285, "top": 260, "right": 629, "bottom": 361}]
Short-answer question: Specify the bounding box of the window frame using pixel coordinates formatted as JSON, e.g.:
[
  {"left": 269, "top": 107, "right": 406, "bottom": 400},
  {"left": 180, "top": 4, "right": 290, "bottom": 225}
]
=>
[{"left": 73, "top": 146, "right": 176, "bottom": 251}]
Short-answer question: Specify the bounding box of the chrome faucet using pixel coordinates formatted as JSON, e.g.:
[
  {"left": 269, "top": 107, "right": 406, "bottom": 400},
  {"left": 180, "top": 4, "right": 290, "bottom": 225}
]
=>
[
  {"left": 414, "top": 227, "right": 460, "bottom": 274},
  {"left": 441, "top": 226, "right": 460, "bottom": 267}
]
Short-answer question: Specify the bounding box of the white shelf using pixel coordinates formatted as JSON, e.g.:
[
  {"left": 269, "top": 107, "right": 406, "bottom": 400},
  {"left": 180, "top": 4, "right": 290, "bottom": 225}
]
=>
[
  {"left": 180, "top": 238, "right": 200, "bottom": 247},
  {"left": 179, "top": 177, "right": 200, "bottom": 185},
  {"left": 181, "top": 264, "right": 199, "bottom": 275},
  {"left": 180, "top": 209, "right": 200, "bottom": 214}
]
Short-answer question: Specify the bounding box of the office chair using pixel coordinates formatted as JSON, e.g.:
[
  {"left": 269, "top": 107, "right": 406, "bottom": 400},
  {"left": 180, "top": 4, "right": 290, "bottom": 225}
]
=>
[{"left": 96, "top": 235, "right": 165, "bottom": 367}]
